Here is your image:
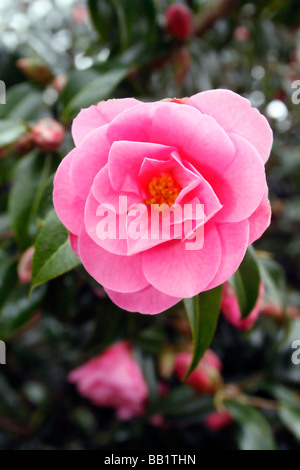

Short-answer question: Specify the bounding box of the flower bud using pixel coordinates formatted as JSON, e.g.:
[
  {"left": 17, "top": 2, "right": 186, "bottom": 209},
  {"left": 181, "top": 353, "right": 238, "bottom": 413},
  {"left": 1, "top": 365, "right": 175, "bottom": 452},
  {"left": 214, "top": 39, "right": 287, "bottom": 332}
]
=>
[
  {"left": 16, "top": 58, "right": 54, "bottom": 85},
  {"left": 18, "top": 246, "right": 35, "bottom": 284},
  {"left": 234, "top": 26, "right": 250, "bottom": 43},
  {"left": 52, "top": 75, "right": 68, "bottom": 94},
  {"left": 221, "top": 281, "right": 265, "bottom": 331},
  {"left": 32, "top": 118, "right": 65, "bottom": 152},
  {"left": 165, "top": 4, "right": 193, "bottom": 41},
  {"left": 205, "top": 410, "right": 233, "bottom": 431},
  {"left": 175, "top": 349, "right": 223, "bottom": 394}
]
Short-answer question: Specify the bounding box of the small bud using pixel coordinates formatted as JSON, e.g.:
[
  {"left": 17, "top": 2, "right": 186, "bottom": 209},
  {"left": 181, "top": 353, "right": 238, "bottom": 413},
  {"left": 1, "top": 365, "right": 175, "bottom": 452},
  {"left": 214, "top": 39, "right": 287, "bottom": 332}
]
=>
[
  {"left": 221, "top": 281, "right": 265, "bottom": 331},
  {"left": 18, "top": 246, "right": 35, "bottom": 284},
  {"left": 234, "top": 26, "right": 250, "bottom": 43},
  {"left": 175, "top": 349, "right": 223, "bottom": 394},
  {"left": 32, "top": 118, "right": 65, "bottom": 152},
  {"left": 72, "top": 5, "right": 89, "bottom": 24},
  {"left": 165, "top": 4, "right": 193, "bottom": 41},
  {"left": 16, "top": 58, "right": 54, "bottom": 85},
  {"left": 205, "top": 410, "right": 233, "bottom": 431},
  {"left": 52, "top": 75, "right": 68, "bottom": 94}
]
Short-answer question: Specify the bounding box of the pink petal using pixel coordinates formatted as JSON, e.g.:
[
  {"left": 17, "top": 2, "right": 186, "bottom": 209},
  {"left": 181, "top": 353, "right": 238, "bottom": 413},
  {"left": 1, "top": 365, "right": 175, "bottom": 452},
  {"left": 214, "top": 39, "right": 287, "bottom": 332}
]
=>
[
  {"left": 248, "top": 190, "right": 271, "bottom": 245},
  {"left": 78, "top": 226, "right": 149, "bottom": 293},
  {"left": 72, "top": 98, "right": 141, "bottom": 146},
  {"left": 187, "top": 89, "right": 273, "bottom": 163},
  {"left": 71, "top": 125, "right": 111, "bottom": 200},
  {"left": 149, "top": 102, "right": 235, "bottom": 175},
  {"left": 69, "top": 232, "right": 79, "bottom": 256},
  {"left": 205, "top": 220, "right": 249, "bottom": 290},
  {"left": 108, "top": 141, "right": 175, "bottom": 194},
  {"left": 142, "top": 222, "right": 221, "bottom": 298},
  {"left": 105, "top": 285, "right": 181, "bottom": 315},
  {"left": 53, "top": 149, "right": 85, "bottom": 235},
  {"left": 213, "top": 133, "right": 266, "bottom": 224},
  {"left": 92, "top": 165, "right": 139, "bottom": 212},
  {"left": 85, "top": 189, "right": 128, "bottom": 256}
]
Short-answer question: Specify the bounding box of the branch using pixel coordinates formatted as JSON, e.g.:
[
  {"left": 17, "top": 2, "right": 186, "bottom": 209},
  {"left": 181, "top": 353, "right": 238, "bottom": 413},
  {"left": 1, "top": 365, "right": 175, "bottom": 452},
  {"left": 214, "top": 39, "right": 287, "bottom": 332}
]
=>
[{"left": 194, "top": 0, "right": 240, "bottom": 37}]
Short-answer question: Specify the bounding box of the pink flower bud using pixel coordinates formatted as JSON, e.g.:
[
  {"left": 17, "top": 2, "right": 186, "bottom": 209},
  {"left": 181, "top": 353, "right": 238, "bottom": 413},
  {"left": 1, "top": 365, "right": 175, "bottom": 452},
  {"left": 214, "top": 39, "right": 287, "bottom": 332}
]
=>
[
  {"left": 72, "top": 5, "right": 89, "bottom": 24},
  {"left": 16, "top": 58, "right": 54, "bottom": 85},
  {"left": 165, "top": 4, "right": 193, "bottom": 41},
  {"left": 175, "top": 349, "right": 223, "bottom": 394},
  {"left": 18, "top": 246, "right": 35, "bottom": 284},
  {"left": 52, "top": 75, "right": 68, "bottom": 94},
  {"left": 32, "top": 118, "right": 65, "bottom": 152},
  {"left": 221, "top": 281, "right": 265, "bottom": 331},
  {"left": 205, "top": 410, "right": 233, "bottom": 431},
  {"left": 234, "top": 26, "right": 250, "bottom": 43}
]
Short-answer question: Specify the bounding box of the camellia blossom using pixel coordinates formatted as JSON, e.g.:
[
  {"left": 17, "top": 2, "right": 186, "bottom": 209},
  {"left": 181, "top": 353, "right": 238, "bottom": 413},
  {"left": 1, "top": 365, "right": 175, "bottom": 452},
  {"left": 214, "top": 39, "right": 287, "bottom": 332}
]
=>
[
  {"left": 68, "top": 341, "right": 148, "bottom": 420},
  {"left": 221, "top": 281, "right": 265, "bottom": 331},
  {"left": 53, "top": 90, "right": 272, "bottom": 314},
  {"left": 175, "top": 349, "right": 223, "bottom": 394}
]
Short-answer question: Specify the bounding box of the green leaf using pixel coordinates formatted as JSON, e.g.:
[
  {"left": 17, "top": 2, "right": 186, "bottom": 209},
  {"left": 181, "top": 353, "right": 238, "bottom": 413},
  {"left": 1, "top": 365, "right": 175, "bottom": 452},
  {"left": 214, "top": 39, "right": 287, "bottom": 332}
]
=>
[
  {"left": 0, "top": 284, "right": 45, "bottom": 341},
  {"left": 8, "top": 152, "right": 52, "bottom": 249},
  {"left": 62, "top": 68, "right": 129, "bottom": 123},
  {"left": 258, "top": 257, "right": 286, "bottom": 307},
  {"left": 266, "top": 385, "right": 300, "bottom": 441},
  {"left": 0, "top": 119, "right": 27, "bottom": 147},
  {"left": 31, "top": 210, "right": 81, "bottom": 292},
  {"left": 183, "top": 285, "right": 222, "bottom": 378},
  {"left": 229, "top": 246, "right": 261, "bottom": 319},
  {"left": 227, "top": 401, "right": 277, "bottom": 450},
  {"left": 0, "top": 83, "right": 43, "bottom": 121}
]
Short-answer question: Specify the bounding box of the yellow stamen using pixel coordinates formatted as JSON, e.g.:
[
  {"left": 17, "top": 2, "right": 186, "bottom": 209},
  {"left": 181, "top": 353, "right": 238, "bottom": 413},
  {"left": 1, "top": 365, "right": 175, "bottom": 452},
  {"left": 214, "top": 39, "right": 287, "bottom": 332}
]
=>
[{"left": 143, "top": 174, "right": 180, "bottom": 207}]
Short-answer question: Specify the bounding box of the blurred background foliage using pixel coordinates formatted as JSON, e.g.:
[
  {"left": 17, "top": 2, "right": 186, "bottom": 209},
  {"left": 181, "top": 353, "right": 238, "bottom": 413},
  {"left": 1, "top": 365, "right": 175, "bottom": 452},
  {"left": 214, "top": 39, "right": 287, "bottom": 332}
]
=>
[{"left": 0, "top": 0, "right": 300, "bottom": 450}]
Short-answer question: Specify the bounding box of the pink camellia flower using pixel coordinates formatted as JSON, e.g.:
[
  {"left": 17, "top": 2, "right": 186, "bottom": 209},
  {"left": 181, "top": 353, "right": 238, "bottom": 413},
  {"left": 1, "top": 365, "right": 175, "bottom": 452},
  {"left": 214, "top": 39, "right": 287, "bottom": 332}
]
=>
[
  {"left": 165, "top": 4, "right": 193, "bottom": 40},
  {"left": 68, "top": 341, "right": 148, "bottom": 420},
  {"left": 221, "top": 281, "right": 265, "bottom": 331},
  {"left": 175, "top": 349, "right": 223, "bottom": 394},
  {"left": 33, "top": 118, "right": 65, "bottom": 152},
  {"left": 205, "top": 410, "right": 233, "bottom": 431},
  {"left": 18, "top": 246, "right": 35, "bottom": 284},
  {"left": 53, "top": 90, "right": 272, "bottom": 314}
]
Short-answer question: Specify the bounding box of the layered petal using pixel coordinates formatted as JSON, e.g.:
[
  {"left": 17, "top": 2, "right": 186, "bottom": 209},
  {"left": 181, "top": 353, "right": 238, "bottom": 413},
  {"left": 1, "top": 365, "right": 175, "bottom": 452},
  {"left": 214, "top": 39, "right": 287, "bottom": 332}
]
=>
[
  {"left": 71, "top": 125, "right": 111, "bottom": 200},
  {"left": 105, "top": 285, "right": 181, "bottom": 315},
  {"left": 53, "top": 149, "right": 85, "bottom": 235},
  {"left": 248, "top": 190, "right": 271, "bottom": 245},
  {"left": 213, "top": 134, "right": 266, "bottom": 224},
  {"left": 78, "top": 226, "right": 149, "bottom": 293},
  {"left": 142, "top": 222, "right": 221, "bottom": 298},
  {"left": 72, "top": 98, "right": 141, "bottom": 146},
  {"left": 187, "top": 89, "right": 273, "bottom": 163},
  {"left": 205, "top": 220, "right": 249, "bottom": 290}
]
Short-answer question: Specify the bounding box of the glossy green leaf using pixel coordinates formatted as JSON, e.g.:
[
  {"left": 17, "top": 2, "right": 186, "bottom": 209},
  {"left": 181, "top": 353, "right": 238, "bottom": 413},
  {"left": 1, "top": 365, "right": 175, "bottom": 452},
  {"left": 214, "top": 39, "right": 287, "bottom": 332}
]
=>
[
  {"left": 0, "top": 82, "right": 43, "bottom": 120},
  {"left": 183, "top": 285, "right": 222, "bottom": 378},
  {"left": 0, "top": 119, "right": 27, "bottom": 147},
  {"left": 227, "top": 401, "right": 277, "bottom": 450},
  {"left": 229, "top": 246, "right": 261, "bottom": 319},
  {"left": 8, "top": 152, "right": 52, "bottom": 249},
  {"left": 62, "top": 68, "right": 129, "bottom": 123},
  {"left": 31, "top": 210, "right": 81, "bottom": 292}
]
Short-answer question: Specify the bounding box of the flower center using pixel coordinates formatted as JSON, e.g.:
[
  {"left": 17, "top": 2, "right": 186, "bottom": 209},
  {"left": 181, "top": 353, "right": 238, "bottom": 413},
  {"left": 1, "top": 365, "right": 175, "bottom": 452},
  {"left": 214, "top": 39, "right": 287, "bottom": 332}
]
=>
[{"left": 143, "top": 173, "right": 180, "bottom": 207}]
